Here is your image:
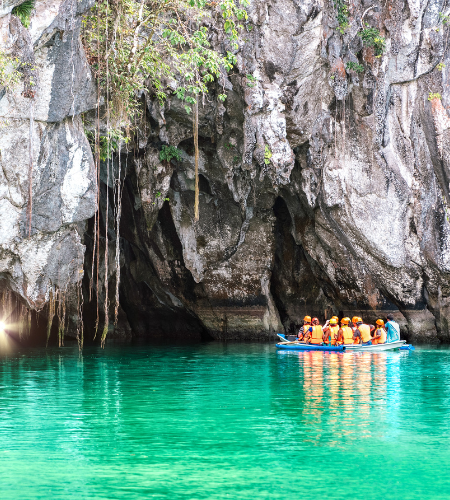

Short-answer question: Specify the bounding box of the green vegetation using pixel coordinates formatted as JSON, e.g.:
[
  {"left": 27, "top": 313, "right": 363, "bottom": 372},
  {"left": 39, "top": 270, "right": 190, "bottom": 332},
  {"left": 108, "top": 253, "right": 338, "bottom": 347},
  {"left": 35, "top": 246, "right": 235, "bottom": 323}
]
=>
[
  {"left": 333, "top": 0, "right": 349, "bottom": 34},
  {"left": 246, "top": 74, "right": 257, "bottom": 87},
  {"left": 264, "top": 145, "right": 272, "bottom": 165},
  {"left": 439, "top": 12, "right": 450, "bottom": 24},
  {"left": 437, "top": 62, "right": 446, "bottom": 71},
  {"left": 12, "top": 0, "right": 34, "bottom": 28},
  {"left": 360, "top": 26, "right": 386, "bottom": 57},
  {"left": 428, "top": 92, "right": 442, "bottom": 101},
  {"left": 153, "top": 192, "right": 170, "bottom": 205},
  {"left": 85, "top": 129, "right": 128, "bottom": 162},
  {"left": 82, "top": 0, "right": 247, "bottom": 135},
  {"left": 0, "top": 52, "right": 21, "bottom": 90},
  {"left": 159, "top": 145, "right": 182, "bottom": 162},
  {"left": 346, "top": 61, "right": 364, "bottom": 73}
]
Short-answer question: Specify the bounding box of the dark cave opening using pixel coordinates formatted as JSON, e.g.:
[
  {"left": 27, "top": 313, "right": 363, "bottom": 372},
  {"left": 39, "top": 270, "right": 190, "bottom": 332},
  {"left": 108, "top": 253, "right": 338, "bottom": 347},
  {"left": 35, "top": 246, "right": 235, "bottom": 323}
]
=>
[
  {"left": 270, "top": 196, "right": 327, "bottom": 333},
  {"left": 80, "top": 167, "right": 212, "bottom": 343}
]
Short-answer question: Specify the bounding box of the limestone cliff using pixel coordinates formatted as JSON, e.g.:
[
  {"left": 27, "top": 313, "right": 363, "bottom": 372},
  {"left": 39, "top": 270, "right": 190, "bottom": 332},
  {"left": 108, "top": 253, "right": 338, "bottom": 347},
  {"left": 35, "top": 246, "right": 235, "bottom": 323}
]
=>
[{"left": 1, "top": 0, "right": 450, "bottom": 343}]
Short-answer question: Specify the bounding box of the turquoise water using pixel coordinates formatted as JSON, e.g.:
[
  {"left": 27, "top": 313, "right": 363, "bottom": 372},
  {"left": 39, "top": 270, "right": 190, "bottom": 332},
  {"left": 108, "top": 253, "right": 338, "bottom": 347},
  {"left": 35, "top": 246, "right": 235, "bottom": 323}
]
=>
[{"left": 0, "top": 342, "right": 449, "bottom": 499}]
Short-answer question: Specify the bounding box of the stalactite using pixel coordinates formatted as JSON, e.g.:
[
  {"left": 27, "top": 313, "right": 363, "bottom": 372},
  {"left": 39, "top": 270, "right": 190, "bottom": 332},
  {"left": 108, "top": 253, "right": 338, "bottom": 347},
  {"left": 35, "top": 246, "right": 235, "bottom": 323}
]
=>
[{"left": 194, "top": 98, "right": 199, "bottom": 221}]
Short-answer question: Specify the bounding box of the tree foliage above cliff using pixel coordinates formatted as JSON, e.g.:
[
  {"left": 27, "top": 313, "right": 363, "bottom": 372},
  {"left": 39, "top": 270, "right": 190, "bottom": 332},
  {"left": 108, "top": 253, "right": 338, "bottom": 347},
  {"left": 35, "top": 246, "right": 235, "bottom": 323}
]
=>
[{"left": 82, "top": 0, "right": 247, "bottom": 132}]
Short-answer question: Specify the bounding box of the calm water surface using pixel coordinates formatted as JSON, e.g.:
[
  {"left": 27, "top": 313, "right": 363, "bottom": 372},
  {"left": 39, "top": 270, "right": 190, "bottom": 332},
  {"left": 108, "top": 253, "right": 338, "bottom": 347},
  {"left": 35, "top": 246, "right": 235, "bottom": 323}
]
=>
[{"left": 0, "top": 341, "right": 449, "bottom": 499}]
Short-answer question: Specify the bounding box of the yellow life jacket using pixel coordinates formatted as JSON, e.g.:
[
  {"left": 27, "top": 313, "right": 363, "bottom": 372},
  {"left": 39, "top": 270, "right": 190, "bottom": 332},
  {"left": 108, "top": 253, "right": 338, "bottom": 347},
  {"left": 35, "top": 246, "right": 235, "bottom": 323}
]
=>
[
  {"left": 359, "top": 324, "right": 372, "bottom": 343},
  {"left": 310, "top": 325, "right": 323, "bottom": 344},
  {"left": 328, "top": 325, "right": 339, "bottom": 344},
  {"left": 373, "top": 328, "right": 386, "bottom": 344},
  {"left": 341, "top": 326, "right": 354, "bottom": 345}
]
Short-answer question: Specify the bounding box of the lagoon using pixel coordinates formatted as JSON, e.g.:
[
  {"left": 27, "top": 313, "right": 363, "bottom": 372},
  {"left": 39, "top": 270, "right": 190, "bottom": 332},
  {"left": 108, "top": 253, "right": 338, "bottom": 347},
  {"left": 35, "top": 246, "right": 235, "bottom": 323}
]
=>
[{"left": 0, "top": 342, "right": 449, "bottom": 499}]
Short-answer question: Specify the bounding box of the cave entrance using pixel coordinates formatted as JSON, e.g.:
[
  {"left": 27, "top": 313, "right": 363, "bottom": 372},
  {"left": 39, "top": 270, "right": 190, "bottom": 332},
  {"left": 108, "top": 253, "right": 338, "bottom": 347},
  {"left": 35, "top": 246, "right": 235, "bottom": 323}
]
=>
[{"left": 270, "top": 197, "right": 328, "bottom": 334}]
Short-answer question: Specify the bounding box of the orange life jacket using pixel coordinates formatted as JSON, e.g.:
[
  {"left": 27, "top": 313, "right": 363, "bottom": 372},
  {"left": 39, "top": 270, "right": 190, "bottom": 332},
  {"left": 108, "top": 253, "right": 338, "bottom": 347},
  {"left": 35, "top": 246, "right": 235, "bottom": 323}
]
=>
[
  {"left": 327, "top": 325, "right": 339, "bottom": 345},
  {"left": 373, "top": 328, "right": 386, "bottom": 344},
  {"left": 359, "top": 324, "right": 372, "bottom": 343},
  {"left": 310, "top": 325, "right": 323, "bottom": 344},
  {"left": 341, "top": 326, "right": 354, "bottom": 345}
]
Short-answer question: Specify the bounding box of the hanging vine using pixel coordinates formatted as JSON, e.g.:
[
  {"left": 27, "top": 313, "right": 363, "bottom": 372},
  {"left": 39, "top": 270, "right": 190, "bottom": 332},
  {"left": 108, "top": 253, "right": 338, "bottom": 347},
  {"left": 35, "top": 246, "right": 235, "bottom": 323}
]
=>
[{"left": 81, "top": 0, "right": 248, "bottom": 345}]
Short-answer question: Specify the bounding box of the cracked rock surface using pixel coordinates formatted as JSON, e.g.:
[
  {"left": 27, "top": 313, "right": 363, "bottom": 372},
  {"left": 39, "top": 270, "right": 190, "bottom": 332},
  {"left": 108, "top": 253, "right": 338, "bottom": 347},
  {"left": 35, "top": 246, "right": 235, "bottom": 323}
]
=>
[{"left": 1, "top": 0, "right": 450, "bottom": 342}]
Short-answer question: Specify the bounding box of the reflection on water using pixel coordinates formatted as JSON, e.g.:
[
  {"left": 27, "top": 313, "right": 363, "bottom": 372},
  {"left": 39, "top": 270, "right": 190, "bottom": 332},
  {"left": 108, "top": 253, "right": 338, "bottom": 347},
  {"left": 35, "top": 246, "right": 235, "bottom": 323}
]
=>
[{"left": 1, "top": 344, "right": 450, "bottom": 499}]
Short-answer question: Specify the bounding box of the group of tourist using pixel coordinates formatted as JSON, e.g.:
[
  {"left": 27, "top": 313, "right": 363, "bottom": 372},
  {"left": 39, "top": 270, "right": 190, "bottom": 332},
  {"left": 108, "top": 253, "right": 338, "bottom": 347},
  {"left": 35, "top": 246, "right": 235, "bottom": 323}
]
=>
[{"left": 298, "top": 314, "right": 400, "bottom": 346}]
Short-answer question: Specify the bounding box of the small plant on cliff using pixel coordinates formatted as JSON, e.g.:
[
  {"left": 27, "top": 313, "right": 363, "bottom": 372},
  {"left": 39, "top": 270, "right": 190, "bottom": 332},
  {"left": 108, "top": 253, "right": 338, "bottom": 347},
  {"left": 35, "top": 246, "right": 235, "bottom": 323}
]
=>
[
  {"left": 333, "top": 0, "right": 349, "bottom": 34},
  {"left": 439, "top": 12, "right": 450, "bottom": 25},
  {"left": 0, "top": 52, "right": 21, "bottom": 91},
  {"left": 159, "top": 145, "right": 182, "bottom": 163},
  {"left": 437, "top": 62, "right": 446, "bottom": 71},
  {"left": 264, "top": 145, "right": 272, "bottom": 165},
  {"left": 360, "top": 26, "right": 386, "bottom": 57},
  {"left": 428, "top": 92, "right": 442, "bottom": 101},
  {"left": 12, "top": 0, "right": 34, "bottom": 28},
  {"left": 346, "top": 61, "right": 364, "bottom": 73}
]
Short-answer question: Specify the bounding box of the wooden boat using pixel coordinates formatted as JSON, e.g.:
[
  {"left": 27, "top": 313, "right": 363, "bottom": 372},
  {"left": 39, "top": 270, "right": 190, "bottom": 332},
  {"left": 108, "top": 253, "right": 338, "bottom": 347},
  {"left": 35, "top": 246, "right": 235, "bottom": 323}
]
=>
[{"left": 276, "top": 334, "right": 411, "bottom": 352}]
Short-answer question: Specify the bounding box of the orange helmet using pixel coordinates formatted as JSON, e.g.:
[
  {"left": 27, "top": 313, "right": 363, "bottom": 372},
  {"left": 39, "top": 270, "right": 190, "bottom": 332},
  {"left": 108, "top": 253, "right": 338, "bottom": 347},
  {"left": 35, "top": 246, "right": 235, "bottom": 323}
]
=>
[
  {"left": 351, "top": 316, "right": 359, "bottom": 324},
  {"left": 332, "top": 316, "right": 339, "bottom": 321},
  {"left": 312, "top": 317, "right": 319, "bottom": 325},
  {"left": 341, "top": 317, "right": 350, "bottom": 325},
  {"left": 303, "top": 316, "right": 311, "bottom": 323},
  {"left": 329, "top": 319, "right": 337, "bottom": 325},
  {"left": 376, "top": 319, "right": 384, "bottom": 326}
]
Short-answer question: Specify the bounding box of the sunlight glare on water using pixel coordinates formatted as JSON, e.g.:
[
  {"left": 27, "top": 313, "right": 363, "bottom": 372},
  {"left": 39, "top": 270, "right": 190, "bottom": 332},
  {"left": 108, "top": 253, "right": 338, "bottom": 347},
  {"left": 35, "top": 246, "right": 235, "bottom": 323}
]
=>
[{"left": 0, "top": 342, "right": 449, "bottom": 499}]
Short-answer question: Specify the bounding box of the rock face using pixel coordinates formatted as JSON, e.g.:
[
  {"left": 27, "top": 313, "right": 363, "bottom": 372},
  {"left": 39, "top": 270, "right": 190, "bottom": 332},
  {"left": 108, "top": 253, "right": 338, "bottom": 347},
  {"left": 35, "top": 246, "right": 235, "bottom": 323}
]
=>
[
  {"left": 0, "top": 1, "right": 96, "bottom": 311},
  {"left": 1, "top": 0, "right": 450, "bottom": 343}
]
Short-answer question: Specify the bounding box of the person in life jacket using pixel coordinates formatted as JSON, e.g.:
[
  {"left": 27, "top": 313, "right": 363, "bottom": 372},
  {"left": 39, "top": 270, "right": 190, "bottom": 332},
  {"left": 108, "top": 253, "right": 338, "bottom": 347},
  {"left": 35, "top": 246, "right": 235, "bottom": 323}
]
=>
[
  {"left": 351, "top": 316, "right": 359, "bottom": 331},
  {"left": 353, "top": 318, "right": 375, "bottom": 345},
  {"left": 372, "top": 319, "right": 387, "bottom": 344},
  {"left": 304, "top": 317, "right": 323, "bottom": 344},
  {"left": 323, "top": 318, "right": 339, "bottom": 345},
  {"left": 337, "top": 317, "right": 353, "bottom": 345},
  {"left": 297, "top": 316, "right": 311, "bottom": 341}
]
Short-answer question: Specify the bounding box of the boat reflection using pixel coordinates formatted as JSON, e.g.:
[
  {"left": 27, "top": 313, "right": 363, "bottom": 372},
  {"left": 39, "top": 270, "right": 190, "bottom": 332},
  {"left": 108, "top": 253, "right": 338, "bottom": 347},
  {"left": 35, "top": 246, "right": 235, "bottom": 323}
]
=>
[{"left": 274, "top": 350, "right": 403, "bottom": 445}]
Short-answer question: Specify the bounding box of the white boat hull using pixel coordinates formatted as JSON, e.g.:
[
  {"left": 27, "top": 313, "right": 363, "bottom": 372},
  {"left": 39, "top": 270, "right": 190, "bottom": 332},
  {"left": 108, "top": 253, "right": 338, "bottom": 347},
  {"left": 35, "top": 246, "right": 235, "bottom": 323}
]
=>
[{"left": 343, "top": 340, "right": 406, "bottom": 352}]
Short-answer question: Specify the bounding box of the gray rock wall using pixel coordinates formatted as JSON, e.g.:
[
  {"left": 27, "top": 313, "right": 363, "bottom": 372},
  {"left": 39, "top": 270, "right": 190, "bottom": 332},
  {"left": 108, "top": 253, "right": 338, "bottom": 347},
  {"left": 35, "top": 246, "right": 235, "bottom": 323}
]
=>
[
  {"left": 0, "top": 0, "right": 96, "bottom": 311},
  {"left": 1, "top": 0, "right": 450, "bottom": 343}
]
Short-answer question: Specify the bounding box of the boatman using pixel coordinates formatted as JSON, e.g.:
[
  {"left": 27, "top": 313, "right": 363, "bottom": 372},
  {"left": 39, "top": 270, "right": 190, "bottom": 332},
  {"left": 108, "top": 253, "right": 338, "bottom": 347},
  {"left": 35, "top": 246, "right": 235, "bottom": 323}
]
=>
[
  {"left": 353, "top": 318, "right": 375, "bottom": 346},
  {"left": 337, "top": 317, "right": 354, "bottom": 345},
  {"left": 372, "top": 319, "right": 387, "bottom": 344},
  {"left": 298, "top": 316, "right": 311, "bottom": 341},
  {"left": 323, "top": 318, "right": 339, "bottom": 345},
  {"left": 385, "top": 314, "right": 400, "bottom": 342}
]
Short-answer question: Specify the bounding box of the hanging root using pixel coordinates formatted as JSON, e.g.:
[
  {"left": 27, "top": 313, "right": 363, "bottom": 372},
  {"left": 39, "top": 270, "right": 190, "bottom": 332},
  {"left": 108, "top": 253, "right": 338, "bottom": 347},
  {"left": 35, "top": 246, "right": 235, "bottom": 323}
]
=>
[
  {"left": 46, "top": 288, "right": 55, "bottom": 346},
  {"left": 101, "top": 324, "right": 108, "bottom": 348},
  {"left": 57, "top": 290, "right": 66, "bottom": 347},
  {"left": 193, "top": 99, "right": 199, "bottom": 221}
]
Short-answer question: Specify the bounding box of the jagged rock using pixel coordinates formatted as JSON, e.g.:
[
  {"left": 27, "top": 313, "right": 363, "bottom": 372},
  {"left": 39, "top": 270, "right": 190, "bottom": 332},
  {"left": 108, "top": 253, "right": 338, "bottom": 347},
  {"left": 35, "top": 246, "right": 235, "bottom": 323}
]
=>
[
  {"left": 0, "top": 0, "right": 96, "bottom": 312},
  {"left": 1, "top": 0, "right": 450, "bottom": 343}
]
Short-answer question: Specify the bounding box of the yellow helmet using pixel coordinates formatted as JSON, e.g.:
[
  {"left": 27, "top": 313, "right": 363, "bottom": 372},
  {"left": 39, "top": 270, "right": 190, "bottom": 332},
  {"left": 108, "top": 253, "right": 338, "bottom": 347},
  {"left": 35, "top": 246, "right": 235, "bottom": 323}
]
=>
[
  {"left": 304, "top": 316, "right": 312, "bottom": 323},
  {"left": 376, "top": 319, "right": 384, "bottom": 326},
  {"left": 332, "top": 316, "right": 339, "bottom": 321},
  {"left": 341, "top": 317, "right": 350, "bottom": 325},
  {"left": 329, "top": 319, "right": 337, "bottom": 325},
  {"left": 357, "top": 317, "right": 363, "bottom": 323}
]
